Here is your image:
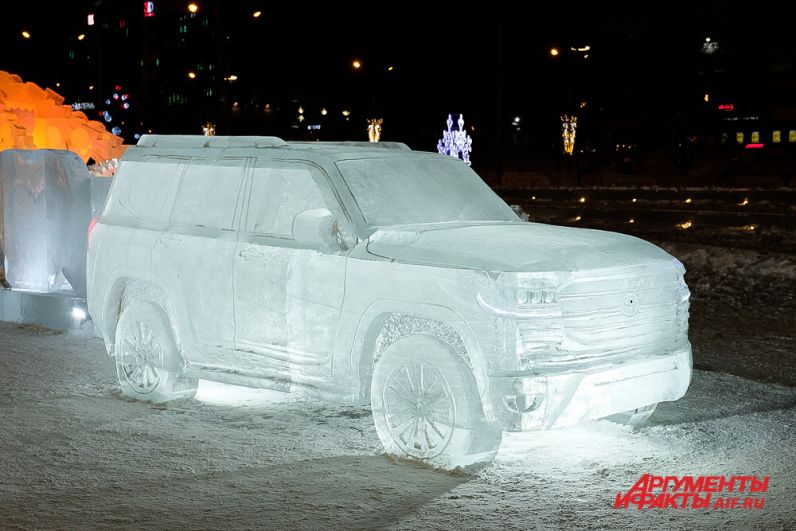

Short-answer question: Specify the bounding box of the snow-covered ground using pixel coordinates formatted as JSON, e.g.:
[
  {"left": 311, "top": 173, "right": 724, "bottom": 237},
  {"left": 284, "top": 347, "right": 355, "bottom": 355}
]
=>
[{"left": 1, "top": 240, "right": 794, "bottom": 529}]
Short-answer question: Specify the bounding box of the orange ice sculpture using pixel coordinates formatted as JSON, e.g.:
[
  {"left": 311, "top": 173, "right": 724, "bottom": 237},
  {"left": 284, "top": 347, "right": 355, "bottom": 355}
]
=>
[{"left": 0, "top": 70, "right": 125, "bottom": 163}]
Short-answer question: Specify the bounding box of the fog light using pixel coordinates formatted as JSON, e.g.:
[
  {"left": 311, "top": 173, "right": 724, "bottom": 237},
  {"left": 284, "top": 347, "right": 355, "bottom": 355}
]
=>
[{"left": 504, "top": 376, "right": 547, "bottom": 413}]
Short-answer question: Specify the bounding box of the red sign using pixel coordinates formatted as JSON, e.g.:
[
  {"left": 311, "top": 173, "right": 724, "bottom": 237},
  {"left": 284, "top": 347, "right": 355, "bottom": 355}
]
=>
[
  {"left": 143, "top": 1, "right": 155, "bottom": 17},
  {"left": 745, "top": 143, "right": 764, "bottom": 149},
  {"left": 718, "top": 104, "right": 734, "bottom": 111}
]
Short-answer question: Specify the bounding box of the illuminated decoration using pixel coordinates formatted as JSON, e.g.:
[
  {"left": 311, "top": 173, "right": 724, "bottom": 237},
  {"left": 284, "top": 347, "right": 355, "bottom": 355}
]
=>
[
  {"left": 0, "top": 70, "right": 124, "bottom": 163},
  {"left": 701, "top": 37, "right": 719, "bottom": 55},
  {"left": 201, "top": 122, "right": 216, "bottom": 136},
  {"left": 745, "top": 143, "right": 764, "bottom": 149},
  {"left": 341, "top": 110, "right": 351, "bottom": 117},
  {"left": 320, "top": 108, "right": 328, "bottom": 116},
  {"left": 561, "top": 114, "right": 577, "bottom": 155},
  {"left": 751, "top": 131, "right": 760, "bottom": 143},
  {"left": 718, "top": 104, "right": 734, "bottom": 111},
  {"left": 367, "top": 118, "right": 383, "bottom": 143},
  {"left": 736, "top": 132, "right": 744, "bottom": 144},
  {"left": 773, "top": 130, "right": 781, "bottom": 143},
  {"left": 143, "top": 1, "right": 155, "bottom": 17},
  {"left": 437, "top": 114, "right": 473, "bottom": 166},
  {"left": 88, "top": 14, "right": 95, "bottom": 25}
]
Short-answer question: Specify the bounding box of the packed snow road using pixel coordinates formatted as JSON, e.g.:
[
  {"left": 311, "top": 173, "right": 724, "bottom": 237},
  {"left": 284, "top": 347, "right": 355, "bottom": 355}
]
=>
[
  {"left": 1, "top": 312, "right": 794, "bottom": 528},
  {"left": 1, "top": 238, "right": 794, "bottom": 529}
]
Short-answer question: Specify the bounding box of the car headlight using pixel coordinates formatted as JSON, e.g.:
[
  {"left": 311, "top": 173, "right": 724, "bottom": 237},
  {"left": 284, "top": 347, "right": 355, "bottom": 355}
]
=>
[{"left": 476, "top": 287, "right": 561, "bottom": 318}]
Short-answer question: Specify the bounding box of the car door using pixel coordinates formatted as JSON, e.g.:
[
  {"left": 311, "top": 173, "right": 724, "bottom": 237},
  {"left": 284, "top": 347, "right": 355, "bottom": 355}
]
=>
[
  {"left": 233, "top": 161, "right": 347, "bottom": 385},
  {"left": 153, "top": 157, "right": 248, "bottom": 366}
]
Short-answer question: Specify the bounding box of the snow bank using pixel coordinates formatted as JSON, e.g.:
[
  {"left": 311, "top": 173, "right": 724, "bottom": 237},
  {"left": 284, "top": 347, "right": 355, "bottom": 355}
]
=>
[{"left": 661, "top": 242, "right": 796, "bottom": 280}]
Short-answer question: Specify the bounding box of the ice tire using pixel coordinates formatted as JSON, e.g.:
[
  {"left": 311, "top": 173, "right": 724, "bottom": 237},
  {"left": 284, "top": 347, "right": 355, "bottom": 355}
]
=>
[
  {"left": 114, "top": 301, "right": 198, "bottom": 403},
  {"left": 371, "top": 334, "right": 501, "bottom": 469}
]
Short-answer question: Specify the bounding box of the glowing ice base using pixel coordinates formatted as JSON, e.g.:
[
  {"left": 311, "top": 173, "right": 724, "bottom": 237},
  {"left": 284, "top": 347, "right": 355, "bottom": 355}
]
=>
[{"left": 1, "top": 149, "right": 91, "bottom": 296}]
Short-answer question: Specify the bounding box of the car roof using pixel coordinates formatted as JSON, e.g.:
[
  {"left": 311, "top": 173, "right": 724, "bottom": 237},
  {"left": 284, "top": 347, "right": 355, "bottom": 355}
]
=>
[{"left": 130, "top": 135, "right": 443, "bottom": 163}]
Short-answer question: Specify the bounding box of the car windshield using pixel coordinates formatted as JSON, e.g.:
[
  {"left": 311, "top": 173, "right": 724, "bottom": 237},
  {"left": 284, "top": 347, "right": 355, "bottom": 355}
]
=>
[{"left": 336, "top": 156, "right": 518, "bottom": 226}]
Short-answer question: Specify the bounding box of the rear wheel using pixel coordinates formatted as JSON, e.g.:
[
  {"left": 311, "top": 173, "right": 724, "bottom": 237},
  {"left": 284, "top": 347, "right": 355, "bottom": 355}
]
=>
[
  {"left": 114, "top": 301, "right": 197, "bottom": 403},
  {"left": 371, "top": 334, "right": 500, "bottom": 469}
]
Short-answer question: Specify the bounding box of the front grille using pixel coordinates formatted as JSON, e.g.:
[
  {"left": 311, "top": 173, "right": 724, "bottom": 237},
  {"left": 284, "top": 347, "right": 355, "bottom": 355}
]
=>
[{"left": 518, "top": 265, "right": 684, "bottom": 365}]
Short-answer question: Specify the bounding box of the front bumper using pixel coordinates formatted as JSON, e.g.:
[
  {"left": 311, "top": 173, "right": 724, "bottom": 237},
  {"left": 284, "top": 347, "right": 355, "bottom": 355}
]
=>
[{"left": 488, "top": 345, "right": 692, "bottom": 430}]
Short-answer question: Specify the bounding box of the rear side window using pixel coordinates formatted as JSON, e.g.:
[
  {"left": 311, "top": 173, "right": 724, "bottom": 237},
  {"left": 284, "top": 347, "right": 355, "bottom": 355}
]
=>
[
  {"left": 103, "top": 159, "right": 184, "bottom": 222},
  {"left": 170, "top": 160, "right": 245, "bottom": 230},
  {"left": 245, "top": 165, "right": 327, "bottom": 237}
]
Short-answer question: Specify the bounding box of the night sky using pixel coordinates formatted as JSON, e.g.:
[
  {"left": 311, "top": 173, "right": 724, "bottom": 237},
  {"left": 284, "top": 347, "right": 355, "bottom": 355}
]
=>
[{"left": 2, "top": 1, "right": 794, "bottom": 165}]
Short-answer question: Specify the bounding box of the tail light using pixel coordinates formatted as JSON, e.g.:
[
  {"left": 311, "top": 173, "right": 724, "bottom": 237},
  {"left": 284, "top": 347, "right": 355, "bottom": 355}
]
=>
[{"left": 88, "top": 217, "right": 98, "bottom": 242}]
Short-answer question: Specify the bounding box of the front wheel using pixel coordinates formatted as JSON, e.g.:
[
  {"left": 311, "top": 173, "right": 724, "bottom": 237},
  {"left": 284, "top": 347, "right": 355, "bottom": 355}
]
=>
[
  {"left": 114, "top": 301, "right": 198, "bottom": 403},
  {"left": 371, "top": 334, "right": 501, "bottom": 469}
]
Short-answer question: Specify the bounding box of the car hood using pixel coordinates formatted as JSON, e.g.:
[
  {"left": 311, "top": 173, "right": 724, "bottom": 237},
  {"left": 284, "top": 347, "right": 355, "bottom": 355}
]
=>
[{"left": 366, "top": 222, "right": 674, "bottom": 272}]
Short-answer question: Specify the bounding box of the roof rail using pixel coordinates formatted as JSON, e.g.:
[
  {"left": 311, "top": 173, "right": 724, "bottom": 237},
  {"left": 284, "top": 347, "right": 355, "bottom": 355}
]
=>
[
  {"left": 137, "top": 135, "right": 288, "bottom": 148},
  {"left": 290, "top": 141, "right": 411, "bottom": 151}
]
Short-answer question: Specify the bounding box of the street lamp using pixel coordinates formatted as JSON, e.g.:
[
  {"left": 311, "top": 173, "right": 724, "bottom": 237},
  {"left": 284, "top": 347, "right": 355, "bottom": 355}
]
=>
[
  {"left": 352, "top": 59, "right": 362, "bottom": 69},
  {"left": 253, "top": 11, "right": 262, "bottom": 18},
  {"left": 188, "top": 71, "right": 197, "bottom": 79},
  {"left": 550, "top": 48, "right": 559, "bottom": 56},
  {"left": 188, "top": 3, "right": 198, "bottom": 13},
  {"left": 21, "top": 31, "right": 31, "bottom": 39}
]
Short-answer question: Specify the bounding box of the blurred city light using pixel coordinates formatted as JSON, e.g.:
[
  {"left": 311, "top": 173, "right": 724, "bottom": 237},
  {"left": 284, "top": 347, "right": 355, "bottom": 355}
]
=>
[
  {"left": 550, "top": 48, "right": 559, "bottom": 56},
  {"left": 253, "top": 11, "right": 262, "bottom": 18},
  {"left": 352, "top": 60, "right": 362, "bottom": 69},
  {"left": 188, "top": 71, "right": 197, "bottom": 79},
  {"left": 78, "top": 34, "right": 86, "bottom": 41},
  {"left": 188, "top": 3, "right": 199, "bottom": 13},
  {"left": 21, "top": 31, "right": 31, "bottom": 39}
]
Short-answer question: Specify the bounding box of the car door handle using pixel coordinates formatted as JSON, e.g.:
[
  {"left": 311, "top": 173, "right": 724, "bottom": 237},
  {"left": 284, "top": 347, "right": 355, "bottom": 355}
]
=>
[
  {"left": 238, "top": 248, "right": 266, "bottom": 261},
  {"left": 159, "top": 234, "right": 182, "bottom": 247}
]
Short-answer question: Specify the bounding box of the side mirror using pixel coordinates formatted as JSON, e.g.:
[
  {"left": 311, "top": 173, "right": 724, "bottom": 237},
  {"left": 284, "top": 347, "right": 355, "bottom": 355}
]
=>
[{"left": 292, "top": 208, "right": 343, "bottom": 250}]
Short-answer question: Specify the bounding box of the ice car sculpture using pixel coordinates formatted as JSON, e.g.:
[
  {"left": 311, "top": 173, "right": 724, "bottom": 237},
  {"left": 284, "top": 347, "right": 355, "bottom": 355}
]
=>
[{"left": 87, "top": 135, "right": 692, "bottom": 468}]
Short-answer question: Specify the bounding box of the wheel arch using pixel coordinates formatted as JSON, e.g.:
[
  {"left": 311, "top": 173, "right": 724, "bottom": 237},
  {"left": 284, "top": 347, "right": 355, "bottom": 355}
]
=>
[
  {"left": 351, "top": 301, "right": 488, "bottom": 403},
  {"left": 99, "top": 271, "right": 184, "bottom": 357}
]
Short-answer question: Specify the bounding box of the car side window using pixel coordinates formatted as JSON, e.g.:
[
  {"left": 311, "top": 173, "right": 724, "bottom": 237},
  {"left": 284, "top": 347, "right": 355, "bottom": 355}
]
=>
[
  {"left": 170, "top": 160, "right": 245, "bottom": 230},
  {"left": 246, "top": 165, "right": 327, "bottom": 237}
]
